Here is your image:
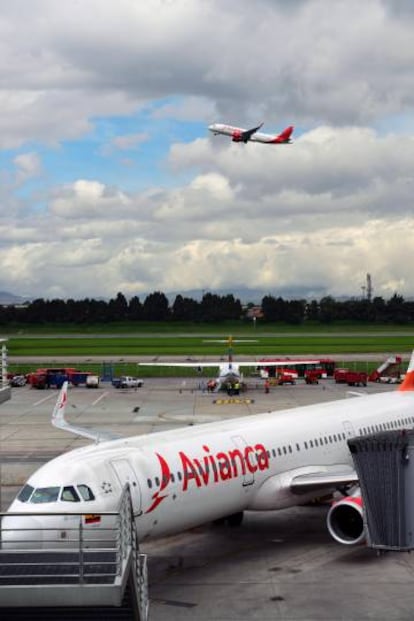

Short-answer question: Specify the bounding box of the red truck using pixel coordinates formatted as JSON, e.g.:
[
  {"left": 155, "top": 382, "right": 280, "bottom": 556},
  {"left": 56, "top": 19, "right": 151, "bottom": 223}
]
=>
[
  {"left": 304, "top": 370, "right": 320, "bottom": 384},
  {"left": 27, "top": 368, "right": 93, "bottom": 389},
  {"left": 334, "top": 368, "right": 367, "bottom": 386},
  {"left": 345, "top": 371, "right": 368, "bottom": 386},
  {"left": 334, "top": 368, "right": 349, "bottom": 383},
  {"left": 276, "top": 370, "right": 297, "bottom": 385}
]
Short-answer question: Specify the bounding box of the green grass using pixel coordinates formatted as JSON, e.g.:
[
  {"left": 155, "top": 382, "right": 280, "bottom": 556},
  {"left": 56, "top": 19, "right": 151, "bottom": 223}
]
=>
[
  {"left": 4, "top": 321, "right": 413, "bottom": 378},
  {"left": 6, "top": 333, "right": 414, "bottom": 357}
]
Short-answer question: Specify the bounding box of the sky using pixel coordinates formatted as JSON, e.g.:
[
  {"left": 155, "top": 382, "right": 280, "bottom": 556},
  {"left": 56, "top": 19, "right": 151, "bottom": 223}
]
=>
[{"left": 2, "top": 0, "right": 414, "bottom": 302}]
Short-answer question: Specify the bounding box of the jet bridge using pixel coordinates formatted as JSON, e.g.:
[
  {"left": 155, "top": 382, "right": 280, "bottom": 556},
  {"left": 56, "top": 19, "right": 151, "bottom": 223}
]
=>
[
  {"left": 348, "top": 430, "right": 414, "bottom": 551},
  {"left": 0, "top": 485, "right": 148, "bottom": 620}
]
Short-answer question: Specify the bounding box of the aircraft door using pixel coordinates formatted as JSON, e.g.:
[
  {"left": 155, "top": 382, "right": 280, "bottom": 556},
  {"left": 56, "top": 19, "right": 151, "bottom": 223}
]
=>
[
  {"left": 110, "top": 458, "right": 143, "bottom": 516},
  {"left": 342, "top": 420, "right": 356, "bottom": 439},
  {"left": 231, "top": 435, "right": 254, "bottom": 487}
]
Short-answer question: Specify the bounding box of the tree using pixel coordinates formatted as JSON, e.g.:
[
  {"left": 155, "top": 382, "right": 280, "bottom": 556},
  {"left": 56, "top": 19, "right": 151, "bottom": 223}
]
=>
[
  {"left": 142, "top": 291, "right": 170, "bottom": 321},
  {"left": 128, "top": 296, "right": 143, "bottom": 321}
]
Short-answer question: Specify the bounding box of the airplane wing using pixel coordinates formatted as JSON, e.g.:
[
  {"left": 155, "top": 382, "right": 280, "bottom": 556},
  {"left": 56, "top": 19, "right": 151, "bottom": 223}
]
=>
[
  {"left": 52, "top": 381, "right": 122, "bottom": 442},
  {"left": 138, "top": 359, "right": 321, "bottom": 369},
  {"left": 240, "top": 123, "right": 263, "bottom": 142},
  {"left": 138, "top": 361, "right": 222, "bottom": 368},
  {"left": 290, "top": 466, "right": 358, "bottom": 495}
]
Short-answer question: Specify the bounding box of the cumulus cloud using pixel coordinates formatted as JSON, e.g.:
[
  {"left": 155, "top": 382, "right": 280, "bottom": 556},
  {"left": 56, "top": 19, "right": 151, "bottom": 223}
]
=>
[
  {"left": 1, "top": 0, "right": 414, "bottom": 147},
  {"left": 13, "top": 152, "right": 42, "bottom": 183},
  {"left": 0, "top": 123, "right": 411, "bottom": 299},
  {"left": 1, "top": 1, "right": 414, "bottom": 299}
]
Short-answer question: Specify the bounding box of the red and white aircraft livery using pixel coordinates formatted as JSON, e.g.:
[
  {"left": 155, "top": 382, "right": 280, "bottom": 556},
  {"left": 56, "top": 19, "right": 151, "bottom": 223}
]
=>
[
  {"left": 208, "top": 122, "right": 294, "bottom": 144},
  {"left": 3, "top": 352, "right": 414, "bottom": 549}
]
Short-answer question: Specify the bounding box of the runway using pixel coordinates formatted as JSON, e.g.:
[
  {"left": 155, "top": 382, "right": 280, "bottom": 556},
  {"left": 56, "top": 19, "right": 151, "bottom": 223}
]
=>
[{"left": 2, "top": 378, "right": 414, "bottom": 620}]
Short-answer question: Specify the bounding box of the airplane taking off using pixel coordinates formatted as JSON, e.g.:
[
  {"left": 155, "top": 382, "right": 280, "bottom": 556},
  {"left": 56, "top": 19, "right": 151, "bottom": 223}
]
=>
[
  {"left": 3, "top": 352, "right": 414, "bottom": 549},
  {"left": 137, "top": 335, "right": 320, "bottom": 391},
  {"left": 208, "top": 122, "right": 294, "bottom": 144}
]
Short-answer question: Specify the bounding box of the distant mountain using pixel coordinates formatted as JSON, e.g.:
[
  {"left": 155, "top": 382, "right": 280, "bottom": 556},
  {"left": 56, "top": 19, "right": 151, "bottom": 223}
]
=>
[{"left": 0, "top": 291, "right": 28, "bottom": 305}]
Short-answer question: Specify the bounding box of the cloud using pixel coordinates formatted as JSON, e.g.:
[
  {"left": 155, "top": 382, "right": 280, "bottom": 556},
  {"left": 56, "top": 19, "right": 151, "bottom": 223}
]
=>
[
  {"left": 13, "top": 152, "right": 42, "bottom": 183},
  {"left": 0, "top": 123, "right": 411, "bottom": 299},
  {"left": 0, "top": 1, "right": 414, "bottom": 300},
  {"left": 108, "top": 133, "right": 149, "bottom": 151},
  {"left": 2, "top": 0, "right": 414, "bottom": 149}
]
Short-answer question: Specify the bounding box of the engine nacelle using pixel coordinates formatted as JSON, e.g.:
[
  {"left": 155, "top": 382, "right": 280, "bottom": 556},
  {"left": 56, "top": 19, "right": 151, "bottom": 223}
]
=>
[
  {"left": 232, "top": 130, "right": 242, "bottom": 142},
  {"left": 327, "top": 494, "right": 365, "bottom": 545}
]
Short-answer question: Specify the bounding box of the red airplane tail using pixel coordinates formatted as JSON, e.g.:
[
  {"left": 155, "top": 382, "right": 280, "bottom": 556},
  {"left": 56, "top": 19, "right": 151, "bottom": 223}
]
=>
[
  {"left": 399, "top": 351, "right": 414, "bottom": 392},
  {"left": 271, "top": 125, "right": 294, "bottom": 144}
]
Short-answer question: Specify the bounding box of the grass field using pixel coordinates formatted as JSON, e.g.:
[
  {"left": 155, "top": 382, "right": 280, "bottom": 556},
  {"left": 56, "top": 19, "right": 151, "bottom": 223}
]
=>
[
  {"left": 6, "top": 332, "right": 414, "bottom": 357},
  {"left": 4, "top": 322, "right": 414, "bottom": 378}
]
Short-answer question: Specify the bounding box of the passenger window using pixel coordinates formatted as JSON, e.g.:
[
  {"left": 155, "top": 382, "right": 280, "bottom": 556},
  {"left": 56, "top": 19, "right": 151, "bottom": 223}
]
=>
[
  {"left": 304, "top": 441, "right": 308, "bottom": 449},
  {"left": 147, "top": 479, "right": 153, "bottom": 489},
  {"left": 272, "top": 449, "right": 276, "bottom": 457},
  {"left": 77, "top": 485, "right": 95, "bottom": 501},
  {"left": 17, "top": 484, "right": 34, "bottom": 503},
  {"left": 61, "top": 486, "right": 80, "bottom": 502},
  {"left": 30, "top": 487, "right": 60, "bottom": 504},
  {"left": 283, "top": 447, "right": 287, "bottom": 455}
]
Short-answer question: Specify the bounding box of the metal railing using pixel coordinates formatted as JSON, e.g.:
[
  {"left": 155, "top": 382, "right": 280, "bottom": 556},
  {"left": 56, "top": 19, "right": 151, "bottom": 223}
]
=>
[{"left": 0, "top": 485, "right": 149, "bottom": 619}]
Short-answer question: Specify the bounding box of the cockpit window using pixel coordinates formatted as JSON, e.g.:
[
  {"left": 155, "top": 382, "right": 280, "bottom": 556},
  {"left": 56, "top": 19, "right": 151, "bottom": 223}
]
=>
[
  {"left": 77, "top": 484, "right": 95, "bottom": 501},
  {"left": 17, "top": 484, "right": 34, "bottom": 503},
  {"left": 30, "top": 486, "right": 60, "bottom": 504},
  {"left": 60, "top": 486, "right": 80, "bottom": 502}
]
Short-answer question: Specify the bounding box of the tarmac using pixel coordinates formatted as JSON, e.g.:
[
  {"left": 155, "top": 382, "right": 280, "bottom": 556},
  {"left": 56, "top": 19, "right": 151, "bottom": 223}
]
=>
[{"left": 2, "top": 377, "right": 414, "bottom": 620}]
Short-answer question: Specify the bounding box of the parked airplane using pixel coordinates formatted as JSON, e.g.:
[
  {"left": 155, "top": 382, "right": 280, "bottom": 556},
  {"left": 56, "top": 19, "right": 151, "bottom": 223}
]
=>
[
  {"left": 3, "top": 353, "right": 414, "bottom": 549},
  {"left": 208, "top": 122, "right": 294, "bottom": 144},
  {"left": 137, "top": 335, "right": 320, "bottom": 391}
]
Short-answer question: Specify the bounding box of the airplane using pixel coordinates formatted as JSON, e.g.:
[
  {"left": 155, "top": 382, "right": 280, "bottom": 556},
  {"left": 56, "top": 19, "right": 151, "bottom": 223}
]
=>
[
  {"left": 3, "top": 351, "right": 414, "bottom": 549},
  {"left": 208, "top": 122, "right": 294, "bottom": 144},
  {"left": 137, "top": 335, "right": 321, "bottom": 391}
]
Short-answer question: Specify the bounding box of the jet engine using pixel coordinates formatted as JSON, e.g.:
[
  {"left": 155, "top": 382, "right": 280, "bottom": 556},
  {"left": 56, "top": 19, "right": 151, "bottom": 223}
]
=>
[
  {"left": 231, "top": 130, "right": 242, "bottom": 142},
  {"left": 326, "top": 493, "right": 365, "bottom": 545}
]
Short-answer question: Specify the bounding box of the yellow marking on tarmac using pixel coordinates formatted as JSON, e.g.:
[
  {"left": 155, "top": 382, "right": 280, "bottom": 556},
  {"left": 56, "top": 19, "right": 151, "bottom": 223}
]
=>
[{"left": 213, "top": 398, "right": 254, "bottom": 405}]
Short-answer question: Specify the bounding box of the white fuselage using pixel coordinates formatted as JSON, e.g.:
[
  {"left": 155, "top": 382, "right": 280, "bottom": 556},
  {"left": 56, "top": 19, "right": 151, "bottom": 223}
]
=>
[
  {"left": 209, "top": 123, "right": 280, "bottom": 144},
  {"left": 4, "top": 389, "right": 414, "bottom": 547}
]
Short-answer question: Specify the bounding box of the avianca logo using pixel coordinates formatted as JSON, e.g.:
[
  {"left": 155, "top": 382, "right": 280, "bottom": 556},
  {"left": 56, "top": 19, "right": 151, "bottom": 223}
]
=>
[{"left": 145, "top": 443, "right": 269, "bottom": 513}]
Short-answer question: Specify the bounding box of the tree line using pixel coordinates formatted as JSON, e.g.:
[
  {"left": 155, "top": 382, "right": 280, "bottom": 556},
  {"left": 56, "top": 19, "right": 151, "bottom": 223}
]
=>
[{"left": 0, "top": 291, "right": 413, "bottom": 325}]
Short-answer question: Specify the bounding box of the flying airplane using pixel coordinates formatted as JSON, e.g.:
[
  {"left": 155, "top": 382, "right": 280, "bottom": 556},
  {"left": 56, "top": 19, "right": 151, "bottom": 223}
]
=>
[
  {"left": 208, "top": 122, "right": 294, "bottom": 144},
  {"left": 3, "top": 352, "right": 414, "bottom": 549},
  {"left": 137, "top": 335, "right": 320, "bottom": 391}
]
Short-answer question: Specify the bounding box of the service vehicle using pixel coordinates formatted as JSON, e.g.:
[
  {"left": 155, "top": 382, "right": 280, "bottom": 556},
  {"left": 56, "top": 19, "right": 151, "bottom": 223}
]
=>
[
  {"left": 86, "top": 375, "right": 100, "bottom": 388},
  {"left": 113, "top": 376, "right": 144, "bottom": 389}
]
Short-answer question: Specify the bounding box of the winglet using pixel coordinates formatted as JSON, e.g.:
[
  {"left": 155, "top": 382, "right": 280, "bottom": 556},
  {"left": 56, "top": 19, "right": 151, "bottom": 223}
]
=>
[
  {"left": 51, "top": 380, "right": 121, "bottom": 443},
  {"left": 399, "top": 351, "right": 414, "bottom": 391},
  {"left": 52, "top": 381, "right": 68, "bottom": 426}
]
